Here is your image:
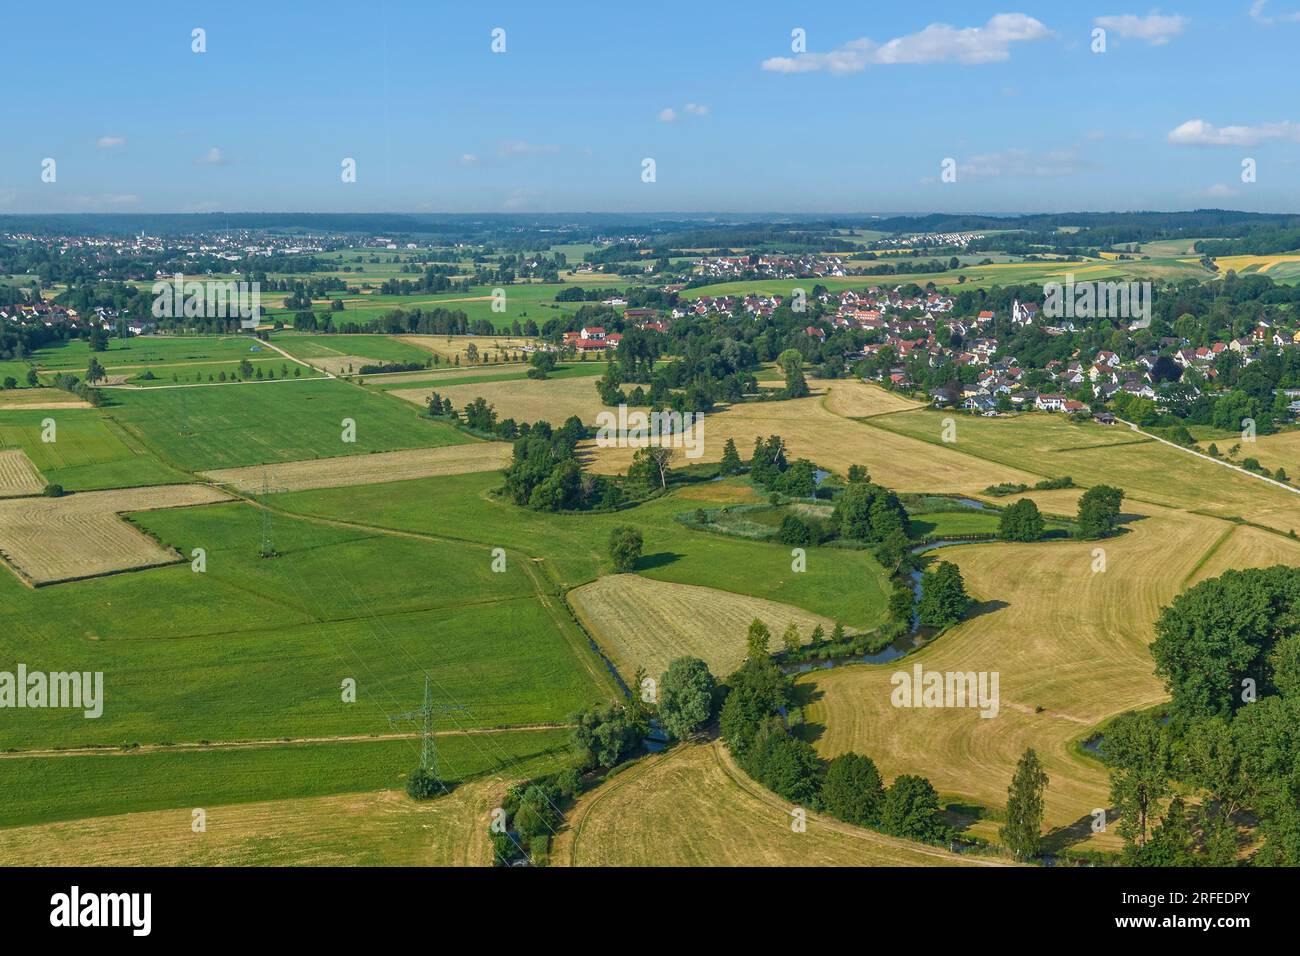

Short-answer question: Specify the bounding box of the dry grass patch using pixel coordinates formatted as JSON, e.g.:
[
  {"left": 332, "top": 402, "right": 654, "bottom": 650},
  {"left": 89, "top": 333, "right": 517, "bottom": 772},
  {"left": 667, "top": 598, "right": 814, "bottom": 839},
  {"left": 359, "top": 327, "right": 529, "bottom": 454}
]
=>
[
  {"left": 871, "top": 409, "right": 1300, "bottom": 534},
  {"left": 671, "top": 479, "right": 761, "bottom": 504},
  {"left": 584, "top": 393, "right": 1037, "bottom": 494},
  {"left": 0, "top": 783, "right": 502, "bottom": 866},
  {"left": 0, "top": 449, "right": 45, "bottom": 497},
  {"left": 569, "top": 573, "right": 834, "bottom": 678},
  {"left": 392, "top": 374, "right": 633, "bottom": 427},
  {"left": 0, "top": 389, "right": 91, "bottom": 410},
  {"left": 822, "top": 380, "right": 928, "bottom": 418},
  {"left": 555, "top": 741, "right": 1007, "bottom": 867},
  {"left": 803, "top": 500, "right": 1226, "bottom": 852},
  {"left": 296, "top": 353, "right": 370, "bottom": 376},
  {"left": 395, "top": 334, "right": 539, "bottom": 365},
  {"left": 1186, "top": 523, "right": 1300, "bottom": 587},
  {"left": 0, "top": 484, "right": 231, "bottom": 585},
  {"left": 201, "top": 443, "right": 511, "bottom": 493}
]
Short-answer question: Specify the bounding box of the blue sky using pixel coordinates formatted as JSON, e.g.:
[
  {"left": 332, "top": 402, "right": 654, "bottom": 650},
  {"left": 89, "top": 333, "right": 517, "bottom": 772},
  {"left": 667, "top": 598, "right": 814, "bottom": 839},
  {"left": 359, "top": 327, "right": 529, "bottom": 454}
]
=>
[{"left": 4, "top": 1, "right": 1300, "bottom": 214}]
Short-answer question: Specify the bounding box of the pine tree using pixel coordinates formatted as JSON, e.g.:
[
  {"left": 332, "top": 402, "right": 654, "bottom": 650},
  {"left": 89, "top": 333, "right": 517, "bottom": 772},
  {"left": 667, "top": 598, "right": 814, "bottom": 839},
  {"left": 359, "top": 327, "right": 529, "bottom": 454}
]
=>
[
  {"left": 1000, "top": 747, "right": 1049, "bottom": 861},
  {"left": 720, "top": 438, "right": 742, "bottom": 475}
]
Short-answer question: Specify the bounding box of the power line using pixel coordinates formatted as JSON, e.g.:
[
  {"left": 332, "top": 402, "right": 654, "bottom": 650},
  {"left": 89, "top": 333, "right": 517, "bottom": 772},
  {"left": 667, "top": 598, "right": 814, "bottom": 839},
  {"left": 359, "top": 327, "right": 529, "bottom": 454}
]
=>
[{"left": 386, "top": 676, "right": 466, "bottom": 779}]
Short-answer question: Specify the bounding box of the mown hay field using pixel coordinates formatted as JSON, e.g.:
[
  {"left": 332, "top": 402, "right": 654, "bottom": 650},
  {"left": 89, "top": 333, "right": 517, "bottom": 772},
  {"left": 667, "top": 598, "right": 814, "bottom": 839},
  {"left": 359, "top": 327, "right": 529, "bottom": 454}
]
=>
[
  {"left": 584, "top": 389, "right": 1038, "bottom": 493},
  {"left": 1185, "top": 522, "right": 1300, "bottom": 587},
  {"left": 0, "top": 484, "right": 231, "bottom": 584},
  {"left": 803, "top": 500, "right": 1224, "bottom": 851},
  {"left": 555, "top": 742, "right": 1009, "bottom": 867},
  {"left": 0, "top": 388, "right": 91, "bottom": 411},
  {"left": 821, "top": 380, "right": 928, "bottom": 418},
  {"left": 395, "top": 334, "right": 540, "bottom": 365},
  {"left": 0, "top": 780, "right": 506, "bottom": 867},
  {"left": 392, "top": 373, "right": 633, "bottom": 427},
  {"left": 201, "top": 442, "right": 511, "bottom": 493},
  {"left": 0, "top": 448, "right": 45, "bottom": 497},
  {"left": 867, "top": 404, "right": 1300, "bottom": 534},
  {"left": 569, "top": 573, "right": 835, "bottom": 678}
]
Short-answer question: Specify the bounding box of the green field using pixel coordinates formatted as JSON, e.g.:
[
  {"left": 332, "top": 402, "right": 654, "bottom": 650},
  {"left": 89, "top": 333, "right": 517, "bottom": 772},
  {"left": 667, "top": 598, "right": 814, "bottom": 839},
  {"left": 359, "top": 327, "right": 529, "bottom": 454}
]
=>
[
  {"left": 107, "top": 378, "right": 469, "bottom": 471},
  {"left": 365, "top": 361, "right": 604, "bottom": 392},
  {"left": 272, "top": 472, "right": 893, "bottom": 628},
  {"left": 0, "top": 730, "right": 573, "bottom": 829},
  {"left": 0, "top": 407, "right": 190, "bottom": 489},
  {"left": 271, "top": 333, "right": 435, "bottom": 364},
  {"left": 263, "top": 283, "right": 586, "bottom": 331}
]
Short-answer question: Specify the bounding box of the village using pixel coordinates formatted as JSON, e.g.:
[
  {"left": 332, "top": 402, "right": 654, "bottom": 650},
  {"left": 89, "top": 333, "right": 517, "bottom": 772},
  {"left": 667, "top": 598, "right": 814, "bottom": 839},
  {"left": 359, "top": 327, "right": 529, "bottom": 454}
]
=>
[{"left": 667, "top": 282, "right": 1297, "bottom": 423}]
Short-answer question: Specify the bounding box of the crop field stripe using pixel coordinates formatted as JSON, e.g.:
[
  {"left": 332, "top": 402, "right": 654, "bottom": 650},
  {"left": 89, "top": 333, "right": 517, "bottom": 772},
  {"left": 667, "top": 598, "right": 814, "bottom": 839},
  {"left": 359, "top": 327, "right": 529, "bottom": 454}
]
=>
[
  {"left": 1, "top": 723, "right": 575, "bottom": 760},
  {"left": 1180, "top": 524, "right": 1237, "bottom": 589}
]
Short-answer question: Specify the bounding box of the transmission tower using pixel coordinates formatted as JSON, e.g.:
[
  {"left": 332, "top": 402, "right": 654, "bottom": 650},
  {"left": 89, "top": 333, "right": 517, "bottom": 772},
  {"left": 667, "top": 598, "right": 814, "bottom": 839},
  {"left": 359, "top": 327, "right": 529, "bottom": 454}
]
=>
[
  {"left": 387, "top": 676, "right": 467, "bottom": 779},
  {"left": 258, "top": 470, "right": 279, "bottom": 558}
]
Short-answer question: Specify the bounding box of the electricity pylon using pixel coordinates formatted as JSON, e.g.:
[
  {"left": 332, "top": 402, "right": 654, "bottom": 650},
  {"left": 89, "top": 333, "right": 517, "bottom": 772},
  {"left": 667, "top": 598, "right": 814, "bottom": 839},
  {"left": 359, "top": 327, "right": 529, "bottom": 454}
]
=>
[{"left": 387, "top": 676, "right": 466, "bottom": 779}]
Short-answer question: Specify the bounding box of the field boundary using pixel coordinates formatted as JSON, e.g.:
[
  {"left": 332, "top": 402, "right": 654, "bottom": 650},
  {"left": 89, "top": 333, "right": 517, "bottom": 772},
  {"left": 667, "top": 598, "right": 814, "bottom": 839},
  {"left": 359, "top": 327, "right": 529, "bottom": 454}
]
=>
[{"left": 0, "top": 723, "right": 574, "bottom": 760}]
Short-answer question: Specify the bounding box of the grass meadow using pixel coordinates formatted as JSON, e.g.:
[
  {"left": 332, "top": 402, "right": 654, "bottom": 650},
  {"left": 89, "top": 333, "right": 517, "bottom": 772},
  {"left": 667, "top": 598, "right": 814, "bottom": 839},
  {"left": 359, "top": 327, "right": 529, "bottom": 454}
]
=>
[{"left": 107, "top": 378, "right": 469, "bottom": 471}]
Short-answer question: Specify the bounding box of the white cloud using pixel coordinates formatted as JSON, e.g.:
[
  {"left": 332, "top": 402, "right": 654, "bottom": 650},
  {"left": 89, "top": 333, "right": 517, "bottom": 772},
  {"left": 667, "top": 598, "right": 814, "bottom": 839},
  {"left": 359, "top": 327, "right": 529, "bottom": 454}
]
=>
[
  {"left": 497, "top": 140, "right": 560, "bottom": 157},
  {"left": 934, "top": 147, "right": 1092, "bottom": 181},
  {"left": 657, "top": 108, "right": 678, "bottom": 123},
  {"left": 1093, "top": 12, "right": 1188, "bottom": 45},
  {"left": 1199, "top": 183, "right": 1239, "bottom": 198},
  {"left": 761, "top": 13, "right": 1049, "bottom": 74},
  {"left": 502, "top": 188, "right": 539, "bottom": 210},
  {"left": 195, "top": 147, "right": 228, "bottom": 166},
  {"left": 684, "top": 103, "right": 709, "bottom": 116},
  {"left": 96, "top": 135, "right": 125, "bottom": 148},
  {"left": 1168, "top": 118, "right": 1300, "bottom": 146},
  {"left": 459, "top": 153, "right": 480, "bottom": 167},
  {"left": 1250, "top": 1, "right": 1300, "bottom": 25}
]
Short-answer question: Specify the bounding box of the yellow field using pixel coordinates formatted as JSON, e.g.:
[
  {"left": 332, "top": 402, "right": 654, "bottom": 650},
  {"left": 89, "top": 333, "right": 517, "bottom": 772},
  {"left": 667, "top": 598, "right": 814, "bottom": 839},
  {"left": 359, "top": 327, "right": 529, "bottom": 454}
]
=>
[
  {"left": 359, "top": 364, "right": 527, "bottom": 385},
  {"left": 0, "top": 484, "right": 231, "bottom": 585},
  {"left": 803, "top": 499, "right": 1223, "bottom": 851},
  {"left": 0, "top": 448, "right": 45, "bottom": 497},
  {"left": 395, "top": 334, "right": 539, "bottom": 365},
  {"left": 0, "top": 783, "right": 503, "bottom": 867},
  {"left": 294, "top": 353, "right": 367, "bottom": 376},
  {"left": 1186, "top": 523, "right": 1300, "bottom": 587},
  {"left": 0, "top": 389, "right": 91, "bottom": 410},
  {"left": 201, "top": 443, "right": 511, "bottom": 493},
  {"left": 1237, "top": 430, "right": 1300, "bottom": 488},
  {"left": 671, "top": 481, "right": 762, "bottom": 504},
  {"left": 569, "top": 573, "right": 834, "bottom": 678},
  {"left": 554, "top": 741, "right": 1009, "bottom": 867},
  {"left": 393, "top": 374, "right": 634, "bottom": 427},
  {"left": 867, "top": 405, "right": 1300, "bottom": 535},
  {"left": 820, "top": 379, "right": 928, "bottom": 418},
  {"left": 585, "top": 389, "right": 1038, "bottom": 493},
  {"left": 1179, "top": 254, "right": 1300, "bottom": 273}
]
